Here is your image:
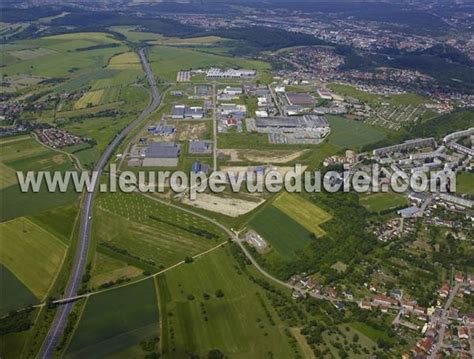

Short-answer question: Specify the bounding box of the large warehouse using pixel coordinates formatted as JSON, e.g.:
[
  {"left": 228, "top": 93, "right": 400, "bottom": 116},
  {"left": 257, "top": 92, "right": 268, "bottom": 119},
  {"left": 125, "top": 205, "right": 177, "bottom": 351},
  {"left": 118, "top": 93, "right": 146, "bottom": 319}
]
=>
[
  {"left": 285, "top": 92, "right": 315, "bottom": 106},
  {"left": 206, "top": 68, "right": 256, "bottom": 79},
  {"left": 142, "top": 142, "right": 181, "bottom": 167},
  {"left": 255, "top": 115, "right": 329, "bottom": 130}
]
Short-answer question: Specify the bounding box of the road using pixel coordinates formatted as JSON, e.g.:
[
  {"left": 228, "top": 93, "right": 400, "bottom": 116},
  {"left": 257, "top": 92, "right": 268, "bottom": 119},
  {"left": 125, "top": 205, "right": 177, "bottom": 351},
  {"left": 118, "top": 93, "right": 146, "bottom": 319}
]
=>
[
  {"left": 212, "top": 83, "right": 217, "bottom": 172},
  {"left": 37, "top": 48, "right": 161, "bottom": 359},
  {"left": 430, "top": 283, "right": 461, "bottom": 358}
]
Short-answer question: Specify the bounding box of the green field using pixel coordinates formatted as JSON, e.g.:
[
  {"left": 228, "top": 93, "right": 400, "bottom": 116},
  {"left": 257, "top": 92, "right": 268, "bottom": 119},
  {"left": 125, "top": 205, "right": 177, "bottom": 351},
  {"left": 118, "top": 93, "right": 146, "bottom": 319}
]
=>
[
  {"left": 456, "top": 172, "right": 474, "bottom": 196},
  {"left": 0, "top": 136, "right": 79, "bottom": 221},
  {"left": 29, "top": 204, "right": 78, "bottom": 243},
  {"left": 93, "top": 192, "right": 227, "bottom": 270},
  {"left": 273, "top": 193, "right": 332, "bottom": 237},
  {"left": 249, "top": 205, "right": 313, "bottom": 260},
  {"left": 2, "top": 33, "right": 126, "bottom": 78},
  {"left": 149, "top": 45, "right": 271, "bottom": 82},
  {"left": 107, "top": 51, "right": 141, "bottom": 70},
  {"left": 90, "top": 252, "right": 142, "bottom": 289},
  {"left": 66, "top": 279, "right": 159, "bottom": 358},
  {"left": 326, "top": 115, "right": 387, "bottom": 149},
  {"left": 112, "top": 26, "right": 224, "bottom": 46},
  {"left": 158, "top": 247, "right": 297, "bottom": 358},
  {"left": 0, "top": 264, "right": 38, "bottom": 315},
  {"left": 0, "top": 217, "right": 67, "bottom": 299},
  {"left": 322, "top": 323, "right": 378, "bottom": 358},
  {"left": 359, "top": 192, "right": 409, "bottom": 213}
]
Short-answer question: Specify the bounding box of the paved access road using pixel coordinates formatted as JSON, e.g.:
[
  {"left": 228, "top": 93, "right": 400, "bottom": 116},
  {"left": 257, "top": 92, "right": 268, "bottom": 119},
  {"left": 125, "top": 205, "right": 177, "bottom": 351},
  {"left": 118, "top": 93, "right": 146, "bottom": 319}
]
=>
[{"left": 38, "top": 48, "right": 161, "bottom": 359}]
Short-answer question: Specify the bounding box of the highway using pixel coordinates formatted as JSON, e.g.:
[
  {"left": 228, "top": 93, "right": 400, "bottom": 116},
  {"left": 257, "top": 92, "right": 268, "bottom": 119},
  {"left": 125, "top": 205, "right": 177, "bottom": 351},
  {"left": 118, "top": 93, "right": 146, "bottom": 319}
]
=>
[{"left": 37, "top": 48, "right": 161, "bottom": 359}]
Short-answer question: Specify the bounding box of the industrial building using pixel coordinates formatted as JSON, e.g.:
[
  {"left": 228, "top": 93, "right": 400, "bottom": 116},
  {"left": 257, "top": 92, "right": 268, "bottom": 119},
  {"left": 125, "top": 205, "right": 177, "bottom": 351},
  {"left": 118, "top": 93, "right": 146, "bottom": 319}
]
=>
[
  {"left": 247, "top": 115, "right": 330, "bottom": 144},
  {"left": 189, "top": 140, "right": 212, "bottom": 154},
  {"left": 191, "top": 161, "right": 210, "bottom": 174},
  {"left": 171, "top": 105, "right": 204, "bottom": 120},
  {"left": 195, "top": 85, "right": 212, "bottom": 98},
  {"left": 142, "top": 142, "right": 181, "bottom": 167},
  {"left": 147, "top": 125, "right": 175, "bottom": 137},
  {"left": 218, "top": 103, "right": 247, "bottom": 119},
  {"left": 317, "top": 88, "right": 333, "bottom": 100},
  {"left": 255, "top": 115, "right": 329, "bottom": 130},
  {"left": 223, "top": 86, "right": 243, "bottom": 96},
  {"left": 285, "top": 92, "right": 315, "bottom": 106},
  {"left": 373, "top": 138, "right": 437, "bottom": 156},
  {"left": 206, "top": 68, "right": 256, "bottom": 79}
]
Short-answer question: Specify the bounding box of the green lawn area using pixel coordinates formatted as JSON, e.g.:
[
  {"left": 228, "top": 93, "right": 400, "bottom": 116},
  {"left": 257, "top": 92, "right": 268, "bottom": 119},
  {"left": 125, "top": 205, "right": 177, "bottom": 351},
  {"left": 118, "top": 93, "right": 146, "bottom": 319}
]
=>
[
  {"left": 0, "top": 264, "right": 38, "bottom": 316},
  {"left": 0, "top": 218, "right": 67, "bottom": 299},
  {"left": 249, "top": 205, "right": 313, "bottom": 260},
  {"left": 273, "top": 193, "right": 332, "bottom": 237},
  {"left": 66, "top": 279, "right": 159, "bottom": 358},
  {"left": 326, "top": 115, "right": 387, "bottom": 149},
  {"left": 350, "top": 322, "right": 396, "bottom": 345},
  {"left": 158, "top": 247, "right": 297, "bottom": 358},
  {"left": 359, "top": 192, "right": 409, "bottom": 213},
  {"left": 93, "top": 192, "right": 227, "bottom": 270},
  {"left": 456, "top": 172, "right": 474, "bottom": 196}
]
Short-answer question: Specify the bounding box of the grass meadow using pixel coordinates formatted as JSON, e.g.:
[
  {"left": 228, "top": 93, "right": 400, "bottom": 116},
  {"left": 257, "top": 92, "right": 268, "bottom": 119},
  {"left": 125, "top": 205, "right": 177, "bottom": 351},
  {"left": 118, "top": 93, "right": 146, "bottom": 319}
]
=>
[
  {"left": 0, "top": 136, "right": 79, "bottom": 221},
  {"left": 326, "top": 115, "right": 387, "bottom": 149},
  {"left": 66, "top": 279, "right": 159, "bottom": 358},
  {"left": 249, "top": 205, "right": 313, "bottom": 260},
  {"left": 359, "top": 192, "right": 409, "bottom": 213},
  {"left": 0, "top": 264, "right": 38, "bottom": 316},
  {"left": 93, "top": 192, "right": 227, "bottom": 270},
  {"left": 456, "top": 172, "right": 474, "bottom": 196},
  {"left": 273, "top": 193, "right": 332, "bottom": 237},
  {"left": 158, "top": 247, "right": 297, "bottom": 358}
]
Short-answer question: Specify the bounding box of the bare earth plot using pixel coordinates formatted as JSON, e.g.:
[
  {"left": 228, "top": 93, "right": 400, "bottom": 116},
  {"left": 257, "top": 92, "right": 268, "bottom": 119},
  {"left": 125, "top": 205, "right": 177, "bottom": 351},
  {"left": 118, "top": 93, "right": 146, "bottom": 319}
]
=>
[
  {"left": 273, "top": 192, "right": 332, "bottom": 237},
  {"left": 176, "top": 122, "right": 208, "bottom": 141},
  {"left": 219, "top": 149, "right": 308, "bottom": 164},
  {"left": 182, "top": 193, "right": 265, "bottom": 217}
]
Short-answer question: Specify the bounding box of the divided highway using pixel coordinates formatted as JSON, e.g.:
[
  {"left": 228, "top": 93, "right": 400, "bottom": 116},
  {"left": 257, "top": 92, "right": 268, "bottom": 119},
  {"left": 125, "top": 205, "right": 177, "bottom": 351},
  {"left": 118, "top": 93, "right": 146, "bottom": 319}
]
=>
[{"left": 38, "top": 48, "right": 161, "bottom": 358}]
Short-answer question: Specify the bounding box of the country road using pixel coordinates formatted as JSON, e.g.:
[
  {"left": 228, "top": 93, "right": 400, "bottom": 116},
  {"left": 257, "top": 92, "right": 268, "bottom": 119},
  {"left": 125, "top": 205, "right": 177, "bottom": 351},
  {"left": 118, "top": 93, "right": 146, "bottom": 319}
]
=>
[{"left": 37, "top": 48, "right": 161, "bottom": 359}]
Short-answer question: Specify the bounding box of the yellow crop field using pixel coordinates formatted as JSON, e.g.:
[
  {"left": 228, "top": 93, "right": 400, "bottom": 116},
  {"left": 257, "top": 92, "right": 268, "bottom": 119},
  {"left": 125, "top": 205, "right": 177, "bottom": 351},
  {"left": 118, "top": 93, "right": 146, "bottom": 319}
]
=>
[
  {"left": 273, "top": 192, "right": 332, "bottom": 237},
  {"left": 107, "top": 51, "right": 141, "bottom": 70},
  {"left": 74, "top": 89, "right": 105, "bottom": 109}
]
